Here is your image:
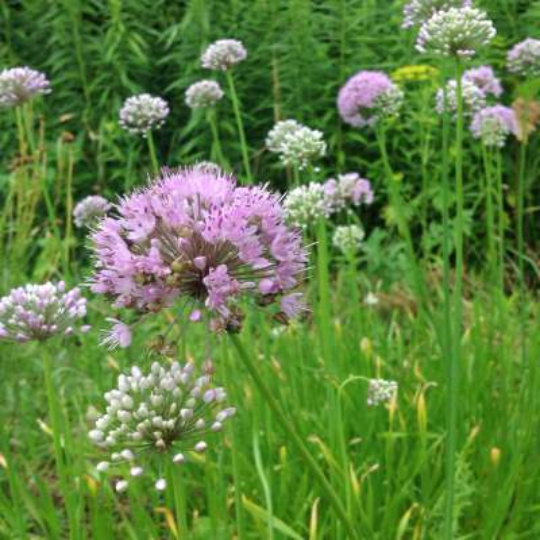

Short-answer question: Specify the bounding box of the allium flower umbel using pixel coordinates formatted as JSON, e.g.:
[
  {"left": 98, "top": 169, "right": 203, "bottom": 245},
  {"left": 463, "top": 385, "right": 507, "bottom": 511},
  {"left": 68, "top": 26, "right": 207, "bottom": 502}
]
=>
[
  {"left": 416, "top": 7, "right": 496, "bottom": 58},
  {"left": 278, "top": 126, "right": 326, "bottom": 171},
  {"left": 463, "top": 66, "right": 502, "bottom": 97},
  {"left": 436, "top": 78, "right": 486, "bottom": 117},
  {"left": 185, "top": 80, "right": 224, "bottom": 109},
  {"left": 201, "top": 39, "right": 247, "bottom": 71},
  {"left": 0, "top": 67, "right": 51, "bottom": 108},
  {"left": 90, "top": 167, "right": 307, "bottom": 339},
  {"left": 367, "top": 378, "right": 398, "bottom": 407},
  {"left": 507, "top": 38, "right": 540, "bottom": 78},
  {"left": 402, "top": 0, "right": 471, "bottom": 29},
  {"left": 73, "top": 195, "right": 111, "bottom": 229},
  {"left": 265, "top": 120, "right": 302, "bottom": 153},
  {"left": 283, "top": 173, "right": 373, "bottom": 229},
  {"left": 119, "top": 94, "right": 169, "bottom": 136},
  {"left": 337, "top": 71, "right": 404, "bottom": 128},
  {"left": 332, "top": 225, "right": 365, "bottom": 255},
  {"left": 471, "top": 106, "right": 518, "bottom": 147},
  {"left": 90, "top": 360, "right": 236, "bottom": 492},
  {"left": 0, "top": 282, "right": 88, "bottom": 342}
]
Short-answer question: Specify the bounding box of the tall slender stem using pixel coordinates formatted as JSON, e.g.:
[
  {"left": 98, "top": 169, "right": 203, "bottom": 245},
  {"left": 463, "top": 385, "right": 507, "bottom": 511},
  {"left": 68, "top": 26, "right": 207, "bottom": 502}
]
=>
[
  {"left": 206, "top": 109, "right": 226, "bottom": 168},
  {"left": 229, "top": 334, "right": 358, "bottom": 539},
  {"left": 226, "top": 71, "right": 252, "bottom": 184},
  {"left": 481, "top": 145, "right": 496, "bottom": 283},
  {"left": 146, "top": 131, "right": 159, "bottom": 177},
  {"left": 443, "top": 58, "right": 465, "bottom": 540},
  {"left": 495, "top": 151, "right": 504, "bottom": 294}
]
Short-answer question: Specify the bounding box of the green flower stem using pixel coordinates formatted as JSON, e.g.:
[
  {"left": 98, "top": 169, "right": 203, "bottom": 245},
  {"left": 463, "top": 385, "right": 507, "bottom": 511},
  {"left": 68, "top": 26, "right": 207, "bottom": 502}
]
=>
[
  {"left": 481, "top": 145, "right": 496, "bottom": 283},
  {"left": 226, "top": 71, "right": 252, "bottom": 184},
  {"left": 146, "top": 131, "right": 160, "bottom": 177},
  {"left": 167, "top": 460, "right": 189, "bottom": 537},
  {"left": 375, "top": 127, "right": 427, "bottom": 309},
  {"left": 229, "top": 334, "right": 358, "bottom": 540},
  {"left": 42, "top": 344, "right": 80, "bottom": 540},
  {"left": 495, "top": 151, "right": 504, "bottom": 294},
  {"left": 443, "top": 58, "right": 465, "bottom": 540},
  {"left": 206, "top": 108, "right": 227, "bottom": 169}
]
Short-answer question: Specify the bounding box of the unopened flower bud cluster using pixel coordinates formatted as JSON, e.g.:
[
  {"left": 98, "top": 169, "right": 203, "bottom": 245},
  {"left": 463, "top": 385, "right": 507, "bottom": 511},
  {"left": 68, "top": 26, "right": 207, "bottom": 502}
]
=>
[{"left": 367, "top": 378, "right": 398, "bottom": 407}]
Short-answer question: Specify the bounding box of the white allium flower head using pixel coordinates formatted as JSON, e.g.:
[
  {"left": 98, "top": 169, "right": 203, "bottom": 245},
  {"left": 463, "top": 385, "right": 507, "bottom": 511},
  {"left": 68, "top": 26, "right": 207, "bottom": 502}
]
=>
[
  {"left": 0, "top": 282, "right": 89, "bottom": 342},
  {"left": 0, "top": 67, "right": 51, "bottom": 108},
  {"left": 278, "top": 126, "right": 326, "bottom": 170},
  {"left": 507, "top": 38, "right": 540, "bottom": 78},
  {"left": 367, "top": 378, "right": 398, "bottom": 407},
  {"left": 436, "top": 78, "right": 486, "bottom": 117},
  {"left": 201, "top": 39, "right": 247, "bottom": 71},
  {"left": 73, "top": 195, "right": 111, "bottom": 229},
  {"left": 332, "top": 225, "right": 365, "bottom": 255},
  {"left": 266, "top": 120, "right": 303, "bottom": 153},
  {"left": 119, "top": 94, "right": 169, "bottom": 136},
  {"left": 416, "top": 6, "right": 496, "bottom": 58},
  {"left": 402, "top": 0, "right": 471, "bottom": 29},
  {"left": 283, "top": 183, "right": 331, "bottom": 229},
  {"left": 185, "top": 80, "right": 224, "bottom": 109},
  {"left": 90, "top": 361, "right": 236, "bottom": 491}
]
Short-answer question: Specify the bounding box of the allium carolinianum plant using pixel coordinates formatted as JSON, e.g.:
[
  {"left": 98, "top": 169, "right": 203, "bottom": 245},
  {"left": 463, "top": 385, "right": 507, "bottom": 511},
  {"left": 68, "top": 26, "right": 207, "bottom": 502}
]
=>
[
  {"left": 436, "top": 78, "right": 486, "bottom": 116},
  {"left": 0, "top": 282, "right": 89, "bottom": 342},
  {"left": 332, "top": 225, "right": 365, "bottom": 256},
  {"left": 416, "top": 6, "right": 496, "bottom": 58},
  {"left": 185, "top": 80, "right": 224, "bottom": 109},
  {"left": 402, "top": 0, "right": 471, "bottom": 29},
  {"left": 73, "top": 195, "right": 111, "bottom": 229},
  {"left": 463, "top": 66, "right": 502, "bottom": 97},
  {"left": 90, "top": 166, "right": 307, "bottom": 345},
  {"left": 507, "top": 38, "right": 540, "bottom": 78},
  {"left": 0, "top": 67, "right": 51, "bottom": 108},
  {"left": 201, "top": 39, "right": 247, "bottom": 71},
  {"left": 337, "top": 71, "right": 404, "bottom": 128},
  {"left": 119, "top": 94, "right": 169, "bottom": 136},
  {"left": 471, "top": 106, "right": 518, "bottom": 147},
  {"left": 266, "top": 120, "right": 326, "bottom": 171},
  {"left": 283, "top": 173, "right": 374, "bottom": 229},
  {"left": 367, "top": 378, "right": 398, "bottom": 407},
  {"left": 90, "top": 360, "right": 236, "bottom": 492}
]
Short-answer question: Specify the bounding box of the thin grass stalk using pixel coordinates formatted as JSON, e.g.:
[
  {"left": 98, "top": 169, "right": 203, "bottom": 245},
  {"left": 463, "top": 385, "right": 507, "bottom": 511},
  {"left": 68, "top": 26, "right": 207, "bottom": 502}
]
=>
[
  {"left": 146, "top": 131, "right": 160, "bottom": 177},
  {"left": 42, "top": 343, "right": 80, "bottom": 540},
  {"left": 225, "top": 71, "right": 252, "bottom": 184},
  {"left": 229, "top": 334, "right": 358, "bottom": 539},
  {"left": 64, "top": 147, "right": 74, "bottom": 279},
  {"left": 167, "top": 460, "right": 189, "bottom": 537},
  {"left": 375, "top": 127, "right": 426, "bottom": 310}
]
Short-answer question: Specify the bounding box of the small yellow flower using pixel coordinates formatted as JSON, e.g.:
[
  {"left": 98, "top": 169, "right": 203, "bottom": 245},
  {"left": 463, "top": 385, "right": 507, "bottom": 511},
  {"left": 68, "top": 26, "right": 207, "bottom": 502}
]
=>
[{"left": 392, "top": 64, "right": 439, "bottom": 83}]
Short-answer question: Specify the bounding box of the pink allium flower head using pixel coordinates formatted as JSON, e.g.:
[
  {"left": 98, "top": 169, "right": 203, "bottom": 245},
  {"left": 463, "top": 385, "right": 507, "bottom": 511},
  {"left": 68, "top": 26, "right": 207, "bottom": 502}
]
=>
[
  {"left": 0, "top": 282, "right": 89, "bottom": 342},
  {"left": 0, "top": 67, "right": 51, "bottom": 108},
  {"left": 323, "top": 173, "right": 374, "bottom": 210},
  {"left": 90, "top": 167, "right": 308, "bottom": 334},
  {"left": 463, "top": 66, "right": 503, "bottom": 97},
  {"left": 507, "top": 38, "right": 540, "bottom": 78},
  {"left": 73, "top": 195, "right": 111, "bottom": 229},
  {"left": 402, "top": 0, "right": 471, "bottom": 29},
  {"left": 185, "top": 80, "right": 224, "bottom": 109},
  {"left": 436, "top": 78, "right": 486, "bottom": 117},
  {"left": 201, "top": 39, "right": 247, "bottom": 71},
  {"left": 471, "top": 105, "right": 519, "bottom": 147},
  {"left": 337, "top": 71, "right": 404, "bottom": 128}
]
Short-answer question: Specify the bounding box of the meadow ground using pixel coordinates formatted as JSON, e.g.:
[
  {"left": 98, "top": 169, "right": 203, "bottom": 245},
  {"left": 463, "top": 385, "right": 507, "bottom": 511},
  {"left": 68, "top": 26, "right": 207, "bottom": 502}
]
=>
[{"left": 0, "top": 1, "right": 539, "bottom": 539}]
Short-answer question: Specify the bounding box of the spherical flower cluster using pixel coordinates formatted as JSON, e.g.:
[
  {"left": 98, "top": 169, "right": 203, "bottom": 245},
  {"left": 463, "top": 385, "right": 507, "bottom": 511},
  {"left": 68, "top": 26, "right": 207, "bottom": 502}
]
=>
[
  {"left": 73, "top": 195, "right": 111, "bottom": 229},
  {"left": 89, "top": 360, "right": 236, "bottom": 493},
  {"left": 0, "top": 282, "right": 89, "bottom": 342},
  {"left": 283, "top": 183, "right": 330, "bottom": 229},
  {"left": 278, "top": 126, "right": 326, "bottom": 171},
  {"left": 402, "top": 0, "right": 471, "bottom": 29},
  {"left": 265, "top": 120, "right": 302, "bottom": 153},
  {"left": 507, "top": 38, "right": 540, "bottom": 78},
  {"left": 416, "top": 7, "right": 496, "bottom": 58},
  {"left": 332, "top": 225, "right": 365, "bottom": 255},
  {"left": 463, "top": 66, "right": 502, "bottom": 97},
  {"left": 283, "top": 173, "right": 374, "bottom": 229},
  {"left": 119, "top": 94, "right": 169, "bottom": 136},
  {"left": 435, "top": 78, "right": 486, "bottom": 117},
  {"left": 367, "top": 378, "right": 398, "bottom": 407},
  {"left": 0, "top": 67, "right": 51, "bottom": 108},
  {"left": 192, "top": 161, "right": 223, "bottom": 175},
  {"left": 337, "top": 71, "right": 404, "bottom": 128},
  {"left": 201, "top": 39, "right": 247, "bottom": 71},
  {"left": 185, "top": 80, "right": 224, "bottom": 109},
  {"left": 90, "top": 167, "right": 307, "bottom": 340},
  {"left": 471, "top": 105, "right": 518, "bottom": 147}
]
